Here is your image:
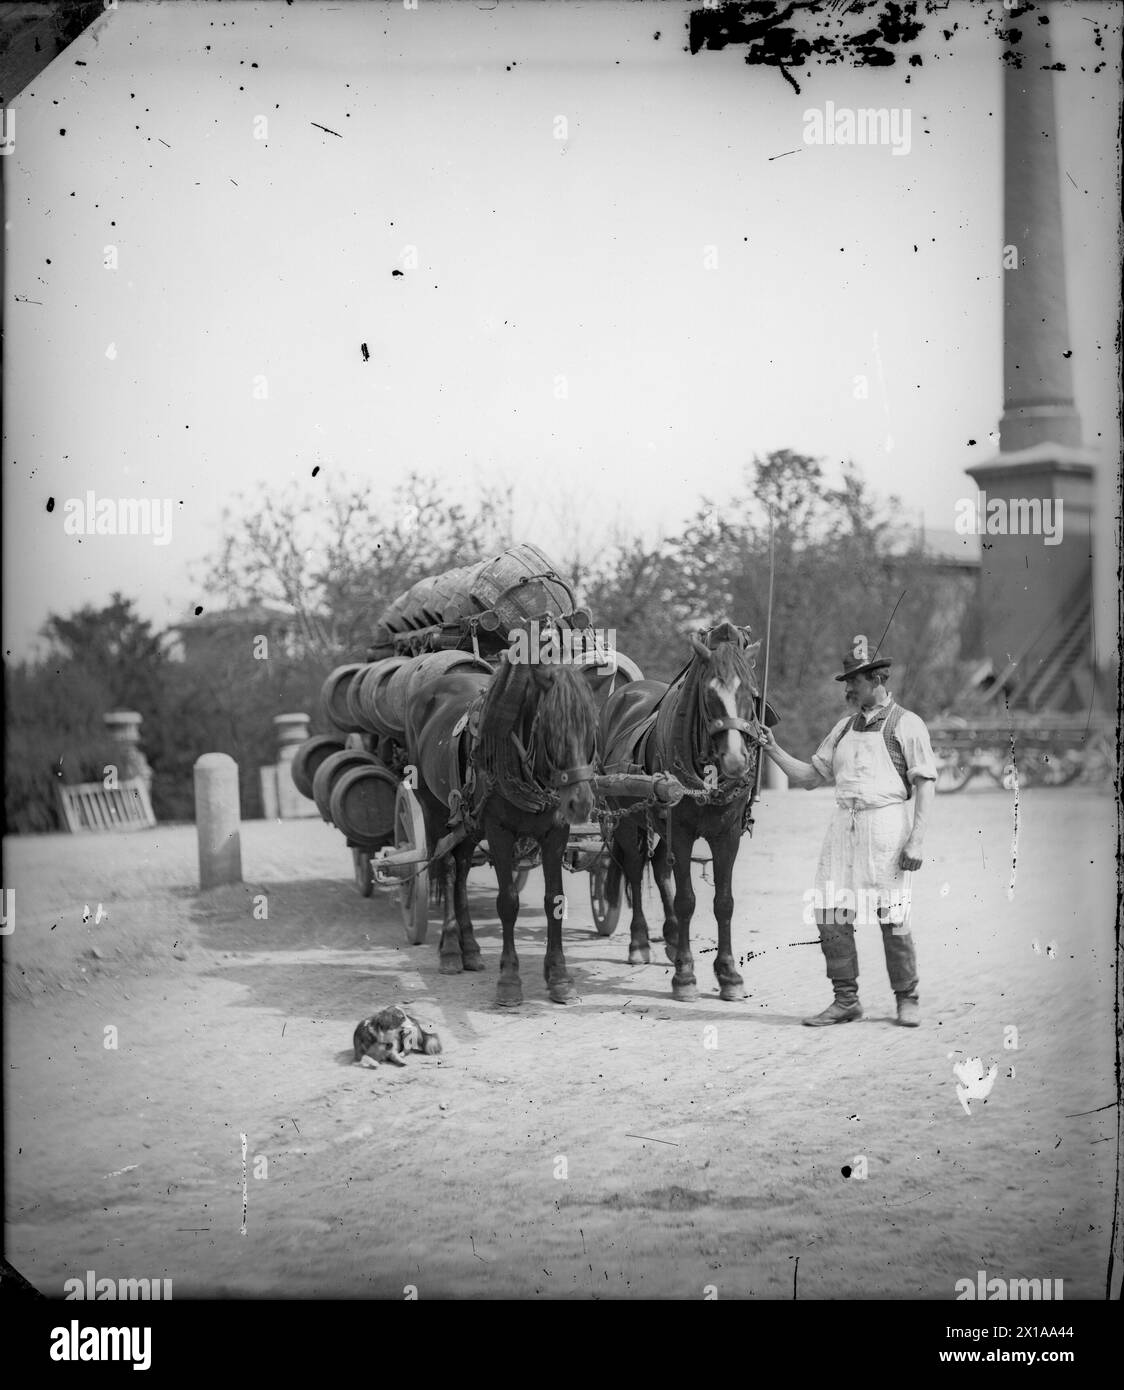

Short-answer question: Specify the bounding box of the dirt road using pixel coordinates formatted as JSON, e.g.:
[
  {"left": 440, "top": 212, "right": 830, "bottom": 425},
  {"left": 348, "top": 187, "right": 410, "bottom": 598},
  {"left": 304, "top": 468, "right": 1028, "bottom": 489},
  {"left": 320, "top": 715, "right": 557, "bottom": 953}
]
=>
[{"left": 4, "top": 784, "right": 1116, "bottom": 1299}]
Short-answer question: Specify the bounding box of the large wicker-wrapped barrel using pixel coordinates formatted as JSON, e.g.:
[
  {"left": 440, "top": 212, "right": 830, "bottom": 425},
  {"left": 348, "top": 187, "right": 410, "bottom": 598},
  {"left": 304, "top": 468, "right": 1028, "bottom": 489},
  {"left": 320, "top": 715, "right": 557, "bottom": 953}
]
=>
[
  {"left": 312, "top": 749, "right": 382, "bottom": 822},
  {"left": 290, "top": 734, "right": 346, "bottom": 800},
  {"left": 320, "top": 663, "right": 366, "bottom": 732},
  {"left": 329, "top": 764, "right": 400, "bottom": 848},
  {"left": 374, "top": 544, "right": 576, "bottom": 649},
  {"left": 466, "top": 544, "right": 575, "bottom": 635}
]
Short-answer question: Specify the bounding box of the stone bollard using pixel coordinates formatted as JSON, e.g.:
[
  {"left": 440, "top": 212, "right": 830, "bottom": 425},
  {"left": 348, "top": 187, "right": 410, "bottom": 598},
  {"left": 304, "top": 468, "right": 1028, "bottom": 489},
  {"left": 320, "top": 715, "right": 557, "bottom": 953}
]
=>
[
  {"left": 274, "top": 713, "right": 311, "bottom": 765},
  {"left": 104, "top": 710, "right": 153, "bottom": 793},
  {"left": 272, "top": 712, "right": 318, "bottom": 819},
  {"left": 194, "top": 753, "right": 243, "bottom": 889}
]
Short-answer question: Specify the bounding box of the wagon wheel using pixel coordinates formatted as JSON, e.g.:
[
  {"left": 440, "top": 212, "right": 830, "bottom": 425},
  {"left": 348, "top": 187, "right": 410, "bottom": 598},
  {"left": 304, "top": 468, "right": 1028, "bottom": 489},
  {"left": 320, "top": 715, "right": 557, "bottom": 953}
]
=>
[
  {"left": 589, "top": 855, "right": 621, "bottom": 937},
  {"left": 352, "top": 846, "right": 374, "bottom": 898},
  {"left": 934, "top": 749, "right": 974, "bottom": 793},
  {"left": 1030, "top": 748, "right": 1081, "bottom": 787},
  {"left": 395, "top": 782, "right": 429, "bottom": 944}
]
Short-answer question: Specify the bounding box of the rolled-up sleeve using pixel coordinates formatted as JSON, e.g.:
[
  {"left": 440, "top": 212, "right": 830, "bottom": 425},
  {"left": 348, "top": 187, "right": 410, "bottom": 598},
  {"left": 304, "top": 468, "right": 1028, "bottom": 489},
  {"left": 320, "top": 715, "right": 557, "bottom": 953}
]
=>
[
  {"left": 810, "top": 717, "right": 850, "bottom": 784},
  {"left": 899, "top": 713, "right": 938, "bottom": 783}
]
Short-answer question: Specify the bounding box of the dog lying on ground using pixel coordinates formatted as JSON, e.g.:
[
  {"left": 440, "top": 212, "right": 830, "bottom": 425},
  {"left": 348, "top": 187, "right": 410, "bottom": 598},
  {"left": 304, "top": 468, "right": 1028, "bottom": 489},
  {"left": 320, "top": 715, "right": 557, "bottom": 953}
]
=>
[{"left": 353, "top": 1006, "right": 443, "bottom": 1067}]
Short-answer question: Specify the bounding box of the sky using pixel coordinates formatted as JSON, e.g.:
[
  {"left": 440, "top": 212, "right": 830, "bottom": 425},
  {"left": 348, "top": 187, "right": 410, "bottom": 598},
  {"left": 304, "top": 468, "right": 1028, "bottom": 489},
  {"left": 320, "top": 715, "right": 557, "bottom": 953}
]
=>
[{"left": 3, "top": 0, "right": 1121, "bottom": 659}]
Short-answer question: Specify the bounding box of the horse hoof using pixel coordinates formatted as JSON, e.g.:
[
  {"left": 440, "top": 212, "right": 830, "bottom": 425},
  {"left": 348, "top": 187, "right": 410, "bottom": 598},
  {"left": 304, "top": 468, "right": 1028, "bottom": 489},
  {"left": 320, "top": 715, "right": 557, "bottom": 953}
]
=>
[
  {"left": 628, "top": 946, "right": 651, "bottom": 966},
  {"left": 462, "top": 952, "right": 485, "bottom": 972},
  {"left": 439, "top": 955, "right": 464, "bottom": 976},
  {"left": 549, "top": 979, "right": 575, "bottom": 1004},
  {"left": 671, "top": 980, "right": 698, "bottom": 1003},
  {"left": 496, "top": 978, "right": 523, "bottom": 1007},
  {"left": 719, "top": 981, "right": 747, "bottom": 1002}
]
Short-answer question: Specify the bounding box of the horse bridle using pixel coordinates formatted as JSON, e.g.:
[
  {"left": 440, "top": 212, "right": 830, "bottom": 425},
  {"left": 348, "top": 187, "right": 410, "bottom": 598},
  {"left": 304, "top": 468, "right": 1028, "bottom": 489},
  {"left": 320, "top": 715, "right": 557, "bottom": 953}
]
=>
[{"left": 706, "top": 713, "right": 760, "bottom": 740}]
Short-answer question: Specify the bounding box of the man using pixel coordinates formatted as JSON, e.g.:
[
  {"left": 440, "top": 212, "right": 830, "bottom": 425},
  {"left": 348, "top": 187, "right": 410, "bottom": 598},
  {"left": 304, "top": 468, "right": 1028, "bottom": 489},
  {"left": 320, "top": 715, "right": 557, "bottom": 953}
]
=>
[{"left": 758, "top": 637, "right": 937, "bottom": 1027}]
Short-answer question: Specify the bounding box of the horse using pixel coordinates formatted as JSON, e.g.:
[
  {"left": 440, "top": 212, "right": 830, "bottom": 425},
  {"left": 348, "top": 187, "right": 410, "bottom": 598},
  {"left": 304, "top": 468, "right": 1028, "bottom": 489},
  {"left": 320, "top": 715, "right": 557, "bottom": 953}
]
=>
[
  {"left": 406, "top": 651, "right": 600, "bottom": 1006},
  {"left": 598, "top": 621, "right": 777, "bottom": 1002}
]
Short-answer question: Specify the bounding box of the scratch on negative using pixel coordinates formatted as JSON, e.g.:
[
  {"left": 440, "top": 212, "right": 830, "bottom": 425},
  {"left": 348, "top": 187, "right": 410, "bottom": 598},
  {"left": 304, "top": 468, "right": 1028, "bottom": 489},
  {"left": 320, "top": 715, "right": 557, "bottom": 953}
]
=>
[
  {"left": 1005, "top": 697, "right": 1019, "bottom": 899},
  {"left": 240, "top": 1132, "right": 248, "bottom": 1236}
]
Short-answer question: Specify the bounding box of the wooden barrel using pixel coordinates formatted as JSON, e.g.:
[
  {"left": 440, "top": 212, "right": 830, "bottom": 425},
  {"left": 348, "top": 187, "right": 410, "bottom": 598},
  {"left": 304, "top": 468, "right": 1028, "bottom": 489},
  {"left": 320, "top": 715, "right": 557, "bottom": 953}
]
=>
[
  {"left": 320, "top": 663, "right": 366, "bottom": 732},
  {"left": 352, "top": 656, "right": 410, "bottom": 737},
  {"left": 345, "top": 664, "right": 374, "bottom": 731},
  {"left": 312, "top": 749, "right": 381, "bottom": 822},
  {"left": 403, "top": 648, "right": 494, "bottom": 704},
  {"left": 469, "top": 544, "right": 575, "bottom": 635},
  {"left": 581, "top": 650, "right": 644, "bottom": 710},
  {"left": 290, "top": 735, "right": 346, "bottom": 800},
  {"left": 377, "top": 657, "right": 421, "bottom": 741},
  {"left": 329, "top": 764, "right": 400, "bottom": 848}
]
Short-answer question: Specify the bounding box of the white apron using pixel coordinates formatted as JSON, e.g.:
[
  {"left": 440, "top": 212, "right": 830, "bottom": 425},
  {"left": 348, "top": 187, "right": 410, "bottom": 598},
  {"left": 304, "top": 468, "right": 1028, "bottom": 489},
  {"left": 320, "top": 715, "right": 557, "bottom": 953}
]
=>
[{"left": 814, "top": 722, "right": 914, "bottom": 929}]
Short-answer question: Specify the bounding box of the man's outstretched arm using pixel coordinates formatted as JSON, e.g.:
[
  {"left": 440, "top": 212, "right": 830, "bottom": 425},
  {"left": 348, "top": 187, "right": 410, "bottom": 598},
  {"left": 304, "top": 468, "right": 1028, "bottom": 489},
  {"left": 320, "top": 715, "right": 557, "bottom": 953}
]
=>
[{"left": 757, "top": 729, "right": 826, "bottom": 790}]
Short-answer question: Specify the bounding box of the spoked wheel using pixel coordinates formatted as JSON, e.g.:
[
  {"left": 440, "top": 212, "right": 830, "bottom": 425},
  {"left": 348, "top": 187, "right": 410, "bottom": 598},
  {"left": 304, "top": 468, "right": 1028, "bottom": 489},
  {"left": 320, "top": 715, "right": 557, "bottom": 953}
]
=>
[
  {"left": 590, "top": 854, "right": 622, "bottom": 937},
  {"left": 395, "top": 782, "right": 429, "bottom": 944},
  {"left": 935, "top": 750, "right": 975, "bottom": 793},
  {"left": 352, "top": 846, "right": 374, "bottom": 898}
]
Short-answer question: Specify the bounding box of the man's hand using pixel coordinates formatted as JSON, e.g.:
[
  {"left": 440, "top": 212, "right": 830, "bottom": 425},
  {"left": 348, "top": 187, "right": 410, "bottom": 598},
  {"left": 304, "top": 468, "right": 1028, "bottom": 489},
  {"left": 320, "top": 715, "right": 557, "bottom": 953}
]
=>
[
  {"left": 756, "top": 729, "right": 776, "bottom": 749},
  {"left": 899, "top": 839, "right": 923, "bottom": 871}
]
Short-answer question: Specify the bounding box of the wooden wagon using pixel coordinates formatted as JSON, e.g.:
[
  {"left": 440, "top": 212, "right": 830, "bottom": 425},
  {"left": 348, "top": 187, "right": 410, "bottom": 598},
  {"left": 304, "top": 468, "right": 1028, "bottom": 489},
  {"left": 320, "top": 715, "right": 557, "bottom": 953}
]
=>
[{"left": 290, "top": 546, "right": 655, "bottom": 941}]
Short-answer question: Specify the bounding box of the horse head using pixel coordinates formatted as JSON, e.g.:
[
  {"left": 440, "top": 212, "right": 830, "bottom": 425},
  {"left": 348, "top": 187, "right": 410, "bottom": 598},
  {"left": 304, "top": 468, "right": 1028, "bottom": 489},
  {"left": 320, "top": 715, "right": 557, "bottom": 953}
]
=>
[
  {"left": 689, "top": 622, "right": 762, "bottom": 780},
  {"left": 528, "top": 661, "right": 599, "bottom": 825}
]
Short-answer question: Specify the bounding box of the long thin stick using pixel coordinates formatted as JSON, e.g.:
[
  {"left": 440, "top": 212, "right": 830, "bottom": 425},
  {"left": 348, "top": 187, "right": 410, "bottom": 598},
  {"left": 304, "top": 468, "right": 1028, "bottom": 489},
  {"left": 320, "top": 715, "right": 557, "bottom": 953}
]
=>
[{"left": 753, "top": 511, "right": 776, "bottom": 801}]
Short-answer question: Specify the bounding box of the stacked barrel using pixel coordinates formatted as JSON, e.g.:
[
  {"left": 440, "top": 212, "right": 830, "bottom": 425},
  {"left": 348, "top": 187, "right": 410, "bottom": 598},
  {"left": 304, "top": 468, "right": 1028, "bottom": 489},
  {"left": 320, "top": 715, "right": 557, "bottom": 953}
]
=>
[
  {"left": 290, "top": 649, "right": 493, "bottom": 852},
  {"left": 289, "top": 542, "right": 643, "bottom": 854}
]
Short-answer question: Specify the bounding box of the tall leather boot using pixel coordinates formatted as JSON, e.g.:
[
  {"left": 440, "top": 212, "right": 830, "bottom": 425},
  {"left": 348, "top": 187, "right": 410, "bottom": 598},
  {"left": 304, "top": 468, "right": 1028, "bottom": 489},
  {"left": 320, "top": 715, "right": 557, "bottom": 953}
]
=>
[
  {"left": 880, "top": 921, "right": 920, "bottom": 1026},
  {"left": 803, "top": 917, "right": 862, "bottom": 1026}
]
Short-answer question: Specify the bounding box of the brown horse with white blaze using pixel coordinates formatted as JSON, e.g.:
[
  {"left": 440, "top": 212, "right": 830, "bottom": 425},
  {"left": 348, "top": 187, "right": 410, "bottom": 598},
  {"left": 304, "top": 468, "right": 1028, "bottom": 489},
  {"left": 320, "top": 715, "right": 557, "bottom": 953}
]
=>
[{"left": 599, "top": 621, "right": 777, "bottom": 1001}]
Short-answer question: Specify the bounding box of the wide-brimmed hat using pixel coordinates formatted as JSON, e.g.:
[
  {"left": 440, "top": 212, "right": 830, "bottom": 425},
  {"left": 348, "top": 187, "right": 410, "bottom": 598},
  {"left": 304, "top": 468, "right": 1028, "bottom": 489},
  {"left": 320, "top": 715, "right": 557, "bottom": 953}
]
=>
[{"left": 834, "top": 653, "right": 892, "bottom": 682}]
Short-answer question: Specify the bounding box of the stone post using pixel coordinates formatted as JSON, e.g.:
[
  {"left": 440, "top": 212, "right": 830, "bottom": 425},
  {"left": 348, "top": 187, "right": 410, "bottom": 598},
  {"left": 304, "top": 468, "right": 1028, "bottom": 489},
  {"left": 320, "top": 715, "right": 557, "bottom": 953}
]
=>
[
  {"left": 103, "top": 710, "right": 152, "bottom": 792},
  {"left": 272, "top": 713, "right": 318, "bottom": 819},
  {"left": 194, "top": 753, "right": 242, "bottom": 889}
]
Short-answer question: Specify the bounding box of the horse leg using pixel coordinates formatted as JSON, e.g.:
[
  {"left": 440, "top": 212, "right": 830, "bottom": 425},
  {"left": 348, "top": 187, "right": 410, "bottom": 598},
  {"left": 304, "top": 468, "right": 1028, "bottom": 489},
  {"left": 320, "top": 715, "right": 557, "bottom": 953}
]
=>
[
  {"left": 438, "top": 853, "right": 463, "bottom": 974},
  {"left": 709, "top": 823, "right": 746, "bottom": 1001},
  {"left": 453, "top": 838, "right": 484, "bottom": 970},
  {"left": 652, "top": 832, "right": 678, "bottom": 962},
  {"left": 542, "top": 824, "right": 575, "bottom": 1002},
  {"left": 618, "top": 827, "right": 651, "bottom": 966},
  {"left": 490, "top": 821, "right": 523, "bottom": 1007},
  {"left": 669, "top": 817, "right": 699, "bottom": 1001}
]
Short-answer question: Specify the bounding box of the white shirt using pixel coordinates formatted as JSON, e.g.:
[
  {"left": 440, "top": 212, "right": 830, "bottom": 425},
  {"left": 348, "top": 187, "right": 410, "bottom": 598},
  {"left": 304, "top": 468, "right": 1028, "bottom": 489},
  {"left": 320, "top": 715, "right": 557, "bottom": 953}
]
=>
[{"left": 810, "top": 693, "right": 938, "bottom": 809}]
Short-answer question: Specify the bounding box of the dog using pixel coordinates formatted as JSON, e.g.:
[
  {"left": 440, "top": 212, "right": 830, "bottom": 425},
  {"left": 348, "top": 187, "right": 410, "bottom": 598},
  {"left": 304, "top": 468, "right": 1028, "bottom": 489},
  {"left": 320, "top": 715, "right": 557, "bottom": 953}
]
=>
[{"left": 353, "top": 1006, "right": 443, "bottom": 1068}]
